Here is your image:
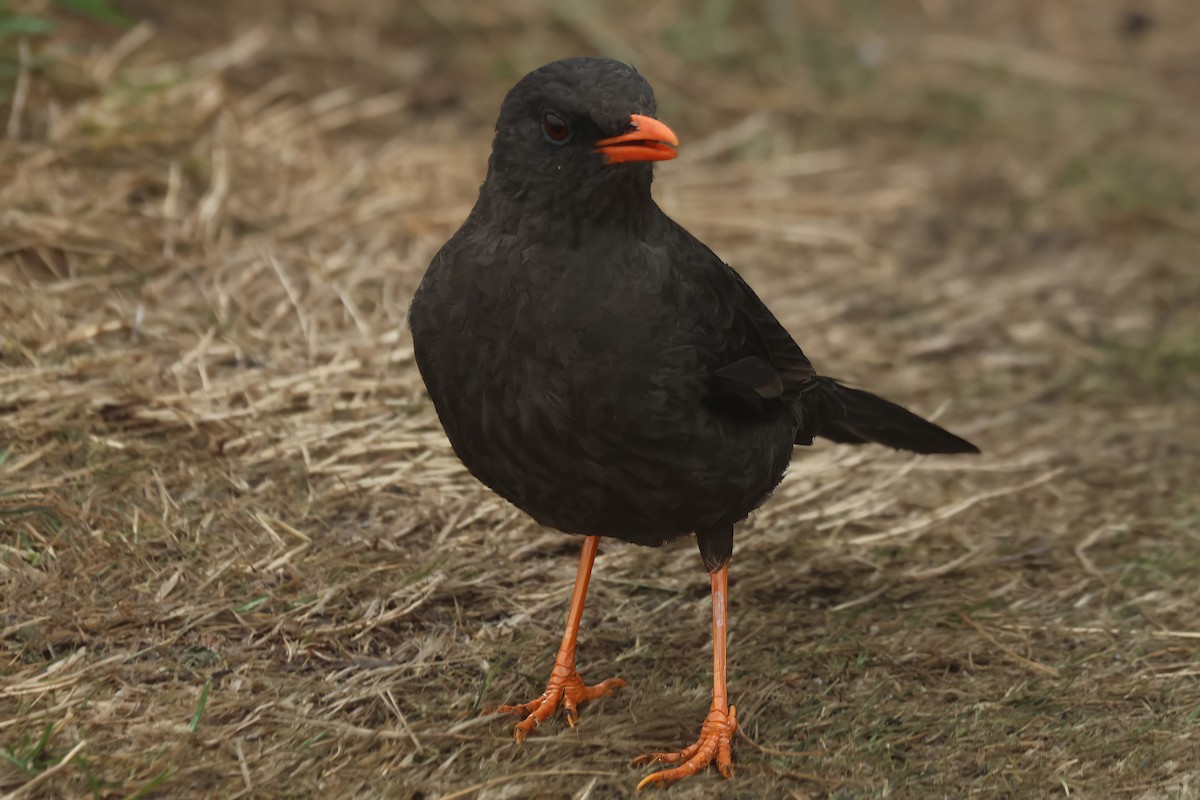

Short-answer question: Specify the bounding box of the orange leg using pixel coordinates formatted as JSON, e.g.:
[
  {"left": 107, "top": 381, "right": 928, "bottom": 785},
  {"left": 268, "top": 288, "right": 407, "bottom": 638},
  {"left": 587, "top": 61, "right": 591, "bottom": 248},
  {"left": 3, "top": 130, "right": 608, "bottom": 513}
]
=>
[
  {"left": 494, "top": 535, "right": 627, "bottom": 741},
  {"left": 634, "top": 562, "right": 737, "bottom": 789}
]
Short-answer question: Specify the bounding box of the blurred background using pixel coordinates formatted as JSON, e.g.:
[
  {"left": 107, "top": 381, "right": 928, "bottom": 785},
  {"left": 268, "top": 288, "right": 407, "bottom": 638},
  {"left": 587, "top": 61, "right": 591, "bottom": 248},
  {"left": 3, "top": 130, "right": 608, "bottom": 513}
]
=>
[{"left": 2, "top": 1, "right": 1198, "bottom": 798}]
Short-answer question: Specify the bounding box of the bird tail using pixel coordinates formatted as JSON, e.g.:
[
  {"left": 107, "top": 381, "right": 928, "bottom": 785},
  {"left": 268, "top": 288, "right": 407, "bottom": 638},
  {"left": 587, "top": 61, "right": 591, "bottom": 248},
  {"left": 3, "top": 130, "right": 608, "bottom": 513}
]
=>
[{"left": 798, "top": 378, "right": 979, "bottom": 455}]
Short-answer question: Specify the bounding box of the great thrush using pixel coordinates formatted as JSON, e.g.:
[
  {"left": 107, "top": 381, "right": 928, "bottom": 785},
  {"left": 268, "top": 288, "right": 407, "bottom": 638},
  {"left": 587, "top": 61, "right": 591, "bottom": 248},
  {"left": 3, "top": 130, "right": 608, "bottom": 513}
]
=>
[{"left": 408, "top": 57, "right": 978, "bottom": 788}]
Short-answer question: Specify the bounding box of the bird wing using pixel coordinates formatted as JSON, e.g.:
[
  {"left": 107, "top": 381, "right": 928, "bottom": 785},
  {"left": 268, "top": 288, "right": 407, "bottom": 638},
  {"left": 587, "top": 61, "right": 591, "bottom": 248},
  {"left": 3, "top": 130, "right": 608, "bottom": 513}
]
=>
[
  {"left": 698, "top": 255, "right": 817, "bottom": 422},
  {"left": 720, "top": 268, "right": 816, "bottom": 398}
]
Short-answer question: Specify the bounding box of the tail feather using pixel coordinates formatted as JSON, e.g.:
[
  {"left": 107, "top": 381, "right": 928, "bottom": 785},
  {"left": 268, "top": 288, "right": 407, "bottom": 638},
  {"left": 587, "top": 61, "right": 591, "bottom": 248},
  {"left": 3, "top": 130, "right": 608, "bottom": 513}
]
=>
[{"left": 799, "top": 379, "right": 979, "bottom": 455}]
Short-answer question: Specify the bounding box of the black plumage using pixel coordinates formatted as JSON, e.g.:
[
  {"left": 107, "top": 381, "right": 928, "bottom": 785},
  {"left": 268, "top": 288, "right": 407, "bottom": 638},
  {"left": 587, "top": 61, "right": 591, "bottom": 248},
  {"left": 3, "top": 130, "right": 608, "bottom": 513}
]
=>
[{"left": 410, "top": 57, "right": 975, "bottom": 571}]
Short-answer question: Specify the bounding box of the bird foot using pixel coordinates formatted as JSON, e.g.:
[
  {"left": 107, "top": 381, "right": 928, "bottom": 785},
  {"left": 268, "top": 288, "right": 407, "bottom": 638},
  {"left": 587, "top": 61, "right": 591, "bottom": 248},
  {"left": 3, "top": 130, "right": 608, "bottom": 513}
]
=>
[
  {"left": 633, "top": 703, "right": 737, "bottom": 789},
  {"left": 494, "top": 663, "right": 627, "bottom": 742}
]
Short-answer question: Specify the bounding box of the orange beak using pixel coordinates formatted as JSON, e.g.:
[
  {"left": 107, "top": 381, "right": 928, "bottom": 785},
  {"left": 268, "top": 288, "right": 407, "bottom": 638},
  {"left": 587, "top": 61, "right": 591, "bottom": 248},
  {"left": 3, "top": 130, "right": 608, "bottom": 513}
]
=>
[{"left": 595, "top": 114, "right": 679, "bottom": 164}]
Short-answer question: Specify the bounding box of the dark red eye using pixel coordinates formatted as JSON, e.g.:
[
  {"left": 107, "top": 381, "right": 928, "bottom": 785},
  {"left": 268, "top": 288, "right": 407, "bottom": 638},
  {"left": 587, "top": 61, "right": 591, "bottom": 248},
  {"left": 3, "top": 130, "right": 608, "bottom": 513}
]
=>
[{"left": 542, "top": 112, "right": 571, "bottom": 144}]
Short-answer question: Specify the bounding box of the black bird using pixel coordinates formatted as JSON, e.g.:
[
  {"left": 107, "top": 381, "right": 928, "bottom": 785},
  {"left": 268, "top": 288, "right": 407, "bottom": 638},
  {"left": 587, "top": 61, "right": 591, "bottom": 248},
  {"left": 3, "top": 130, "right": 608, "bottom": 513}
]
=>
[{"left": 408, "top": 57, "right": 978, "bottom": 788}]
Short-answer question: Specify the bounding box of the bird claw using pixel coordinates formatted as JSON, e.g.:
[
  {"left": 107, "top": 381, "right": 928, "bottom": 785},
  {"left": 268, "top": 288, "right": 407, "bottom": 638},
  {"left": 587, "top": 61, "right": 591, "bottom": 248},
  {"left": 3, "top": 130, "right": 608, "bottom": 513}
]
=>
[
  {"left": 634, "top": 704, "right": 737, "bottom": 789},
  {"left": 494, "top": 665, "right": 627, "bottom": 741}
]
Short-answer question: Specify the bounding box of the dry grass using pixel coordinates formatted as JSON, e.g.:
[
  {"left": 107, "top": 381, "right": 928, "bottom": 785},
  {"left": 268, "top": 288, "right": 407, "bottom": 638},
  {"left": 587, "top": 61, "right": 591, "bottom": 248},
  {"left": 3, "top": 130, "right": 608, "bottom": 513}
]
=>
[{"left": 2, "top": 1, "right": 1199, "bottom": 797}]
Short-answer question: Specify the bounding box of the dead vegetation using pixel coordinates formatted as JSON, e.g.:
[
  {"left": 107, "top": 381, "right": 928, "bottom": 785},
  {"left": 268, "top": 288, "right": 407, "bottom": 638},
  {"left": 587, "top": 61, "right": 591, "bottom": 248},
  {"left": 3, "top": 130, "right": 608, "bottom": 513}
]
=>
[{"left": 2, "top": 1, "right": 1199, "bottom": 797}]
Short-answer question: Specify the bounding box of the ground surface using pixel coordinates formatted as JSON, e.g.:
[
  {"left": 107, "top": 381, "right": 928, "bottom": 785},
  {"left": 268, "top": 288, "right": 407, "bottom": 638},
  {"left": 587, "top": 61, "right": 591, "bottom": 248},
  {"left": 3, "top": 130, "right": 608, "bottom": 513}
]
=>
[{"left": 2, "top": 1, "right": 1199, "bottom": 798}]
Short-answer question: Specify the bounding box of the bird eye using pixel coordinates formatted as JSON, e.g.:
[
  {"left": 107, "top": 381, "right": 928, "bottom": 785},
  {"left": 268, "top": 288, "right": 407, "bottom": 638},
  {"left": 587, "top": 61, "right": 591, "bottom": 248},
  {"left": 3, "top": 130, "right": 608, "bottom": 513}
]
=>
[{"left": 541, "top": 112, "right": 572, "bottom": 144}]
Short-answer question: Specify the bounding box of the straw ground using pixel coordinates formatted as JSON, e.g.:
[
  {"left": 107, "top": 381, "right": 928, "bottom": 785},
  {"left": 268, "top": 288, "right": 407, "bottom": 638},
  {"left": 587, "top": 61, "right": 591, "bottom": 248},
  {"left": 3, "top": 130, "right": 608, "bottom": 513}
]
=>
[{"left": 2, "top": 1, "right": 1199, "bottom": 797}]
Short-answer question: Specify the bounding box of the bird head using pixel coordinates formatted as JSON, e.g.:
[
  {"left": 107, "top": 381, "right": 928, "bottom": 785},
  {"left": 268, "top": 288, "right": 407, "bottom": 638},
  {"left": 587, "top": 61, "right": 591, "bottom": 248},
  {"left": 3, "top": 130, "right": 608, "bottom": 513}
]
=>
[{"left": 484, "top": 58, "right": 679, "bottom": 211}]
